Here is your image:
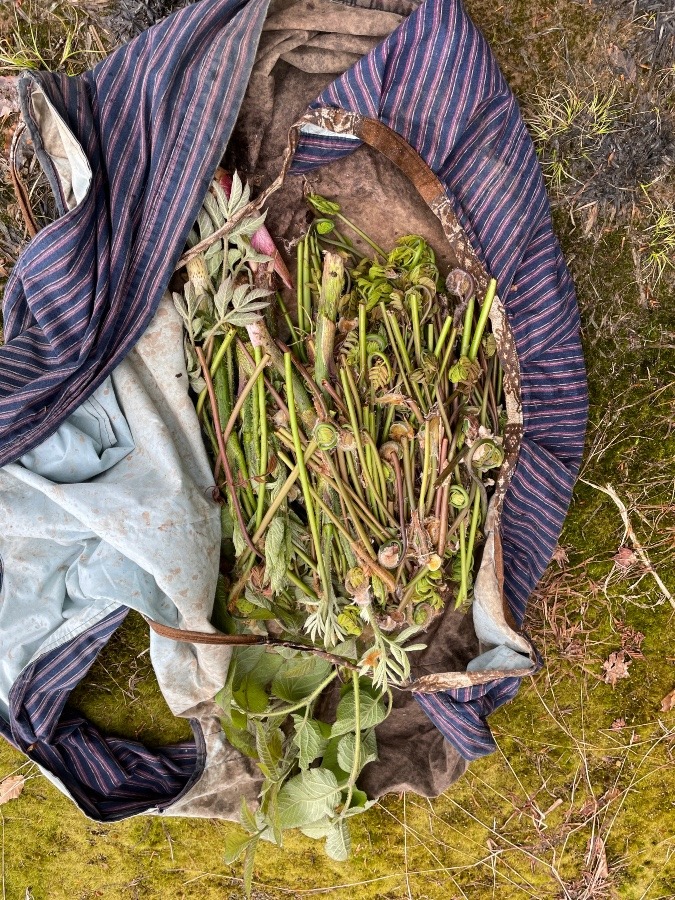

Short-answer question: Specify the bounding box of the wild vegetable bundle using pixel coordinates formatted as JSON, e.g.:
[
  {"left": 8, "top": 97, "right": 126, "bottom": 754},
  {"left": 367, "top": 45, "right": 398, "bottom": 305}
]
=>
[{"left": 173, "top": 172, "right": 505, "bottom": 871}]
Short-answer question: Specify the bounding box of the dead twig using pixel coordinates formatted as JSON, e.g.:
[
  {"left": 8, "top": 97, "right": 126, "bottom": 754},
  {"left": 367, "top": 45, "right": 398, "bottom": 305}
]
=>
[{"left": 580, "top": 479, "right": 675, "bottom": 610}]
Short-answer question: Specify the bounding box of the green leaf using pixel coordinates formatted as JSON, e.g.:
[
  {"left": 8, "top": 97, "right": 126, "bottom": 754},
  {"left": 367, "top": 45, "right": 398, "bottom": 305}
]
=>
[
  {"left": 243, "top": 837, "right": 257, "bottom": 899},
  {"left": 233, "top": 646, "right": 285, "bottom": 682},
  {"left": 255, "top": 724, "right": 284, "bottom": 781},
  {"left": 240, "top": 798, "right": 259, "bottom": 835},
  {"left": 271, "top": 655, "right": 332, "bottom": 704},
  {"left": 292, "top": 716, "right": 328, "bottom": 770},
  {"left": 336, "top": 728, "right": 378, "bottom": 773},
  {"left": 331, "top": 682, "right": 387, "bottom": 736},
  {"left": 299, "top": 816, "right": 334, "bottom": 839},
  {"left": 222, "top": 720, "right": 257, "bottom": 759},
  {"left": 319, "top": 736, "right": 350, "bottom": 782},
  {"left": 277, "top": 768, "right": 341, "bottom": 829},
  {"left": 264, "top": 517, "right": 288, "bottom": 594},
  {"left": 346, "top": 787, "right": 370, "bottom": 810},
  {"left": 325, "top": 819, "right": 352, "bottom": 862},
  {"left": 223, "top": 830, "right": 253, "bottom": 865},
  {"left": 233, "top": 675, "right": 269, "bottom": 715}
]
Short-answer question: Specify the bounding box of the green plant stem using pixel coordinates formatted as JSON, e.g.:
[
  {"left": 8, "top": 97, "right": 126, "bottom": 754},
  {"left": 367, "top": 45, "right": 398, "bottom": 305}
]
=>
[
  {"left": 438, "top": 327, "right": 458, "bottom": 382},
  {"left": 410, "top": 291, "right": 422, "bottom": 366},
  {"left": 315, "top": 253, "right": 344, "bottom": 394},
  {"left": 339, "top": 369, "right": 393, "bottom": 524},
  {"left": 358, "top": 301, "right": 367, "bottom": 381},
  {"left": 468, "top": 278, "right": 497, "bottom": 362},
  {"left": 251, "top": 440, "right": 319, "bottom": 545},
  {"left": 284, "top": 352, "right": 329, "bottom": 595},
  {"left": 196, "top": 345, "right": 260, "bottom": 558},
  {"left": 243, "top": 671, "right": 339, "bottom": 720},
  {"left": 254, "top": 345, "right": 268, "bottom": 533},
  {"left": 401, "top": 438, "right": 415, "bottom": 516},
  {"left": 274, "top": 429, "right": 387, "bottom": 541},
  {"left": 287, "top": 568, "right": 319, "bottom": 599},
  {"left": 275, "top": 291, "right": 300, "bottom": 346},
  {"left": 418, "top": 419, "right": 432, "bottom": 516},
  {"left": 196, "top": 327, "right": 236, "bottom": 417},
  {"left": 217, "top": 352, "right": 270, "bottom": 465},
  {"left": 434, "top": 317, "right": 453, "bottom": 358},
  {"left": 336, "top": 212, "right": 387, "bottom": 258},
  {"left": 457, "top": 520, "right": 468, "bottom": 607},
  {"left": 401, "top": 564, "right": 430, "bottom": 606},
  {"left": 302, "top": 236, "right": 312, "bottom": 335},
  {"left": 297, "top": 238, "right": 305, "bottom": 335},
  {"left": 465, "top": 487, "right": 482, "bottom": 589},
  {"left": 460, "top": 295, "right": 475, "bottom": 358},
  {"left": 341, "top": 671, "right": 362, "bottom": 814}
]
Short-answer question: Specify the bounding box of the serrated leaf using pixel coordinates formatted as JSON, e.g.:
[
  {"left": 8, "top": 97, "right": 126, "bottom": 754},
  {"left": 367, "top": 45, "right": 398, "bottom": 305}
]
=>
[
  {"left": 223, "top": 311, "right": 267, "bottom": 327},
  {"left": 325, "top": 819, "right": 351, "bottom": 861},
  {"left": 240, "top": 798, "right": 259, "bottom": 835},
  {"left": 277, "top": 768, "right": 341, "bottom": 829},
  {"left": 197, "top": 208, "right": 214, "bottom": 240},
  {"left": 206, "top": 250, "right": 223, "bottom": 278},
  {"left": 292, "top": 716, "right": 328, "bottom": 770},
  {"left": 234, "top": 674, "right": 269, "bottom": 714},
  {"left": 320, "top": 736, "right": 350, "bottom": 782},
  {"left": 331, "top": 683, "right": 387, "bottom": 736},
  {"left": 223, "top": 830, "right": 253, "bottom": 865},
  {"left": 222, "top": 719, "right": 257, "bottom": 758},
  {"left": 243, "top": 837, "right": 257, "bottom": 898},
  {"left": 271, "top": 655, "right": 332, "bottom": 703},
  {"left": 229, "top": 171, "right": 244, "bottom": 214},
  {"left": 264, "top": 517, "right": 288, "bottom": 594},
  {"left": 299, "top": 816, "right": 334, "bottom": 839},
  {"left": 203, "top": 192, "right": 225, "bottom": 229},
  {"left": 336, "top": 728, "right": 378, "bottom": 774},
  {"left": 255, "top": 723, "right": 284, "bottom": 781},
  {"left": 211, "top": 179, "right": 230, "bottom": 219},
  {"left": 230, "top": 212, "right": 267, "bottom": 241}
]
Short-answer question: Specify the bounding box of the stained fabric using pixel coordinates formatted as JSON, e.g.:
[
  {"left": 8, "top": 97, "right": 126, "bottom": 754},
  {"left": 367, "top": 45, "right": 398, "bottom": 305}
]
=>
[
  {"left": 0, "top": 0, "right": 271, "bottom": 467},
  {"left": 0, "top": 0, "right": 587, "bottom": 816}
]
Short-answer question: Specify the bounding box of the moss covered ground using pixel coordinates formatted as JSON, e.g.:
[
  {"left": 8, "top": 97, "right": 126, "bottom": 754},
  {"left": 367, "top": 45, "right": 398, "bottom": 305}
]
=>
[{"left": 0, "top": 1, "right": 673, "bottom": 897}]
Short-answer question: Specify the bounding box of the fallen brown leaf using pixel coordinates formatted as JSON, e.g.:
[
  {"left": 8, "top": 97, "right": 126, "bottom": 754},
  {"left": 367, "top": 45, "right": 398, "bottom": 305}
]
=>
[
  {"left": 0, "top": 774, "right": 25, "bottom": 805},
  {"left": 613, "top": 545, "right": 637, "bottom": 569},
  {"left": 661, "top": 688, "right": 675, "bottom": 712},
  {"left": 602, "top": 650, "right": 631, "bottom": 687}
]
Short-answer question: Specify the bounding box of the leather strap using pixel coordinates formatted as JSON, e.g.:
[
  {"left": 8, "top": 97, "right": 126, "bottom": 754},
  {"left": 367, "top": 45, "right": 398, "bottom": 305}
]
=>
[
  {"left": 356, "top": 117, "right": 445, "bottom": 205},
  {"left": 10, "top": 122, "right": 39, "bottom": 238}
]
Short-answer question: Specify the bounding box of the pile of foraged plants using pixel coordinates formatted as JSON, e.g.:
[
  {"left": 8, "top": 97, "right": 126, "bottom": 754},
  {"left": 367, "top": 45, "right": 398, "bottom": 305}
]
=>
[{"left": 173, "top": 172, "right": 505, "bottom": 879}]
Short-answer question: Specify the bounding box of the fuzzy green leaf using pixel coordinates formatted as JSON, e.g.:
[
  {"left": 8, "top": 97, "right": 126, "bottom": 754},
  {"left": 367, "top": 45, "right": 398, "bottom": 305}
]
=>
[
  {"left": 277, "top": 768, "right": 341, "bottom": 829},
  {"left": 243, "top": 838, "right": 257, "bottom": 899},
  {"left": 336, "top": 728, "right": 378, "bottom": 773},
  {"left": 240, "top": 798, "right": 259, "bottom": 835},
  {"left": 325, "top": 820, "right": 352, "bottom": 862},
  {"left": 234, "top": 675, "right": 269, "bottom": 715},
  {"left": 331, "top": 683, "right": 387, "bottom": 736},
  {"left": 292, "top": 716, "right": 328, "bottom": 770},
  {"left": 263, "top": 517, "right": 288, "bottom": 594},
  {"left": 223, "top": 830, "right": 254, "bottom": 865},
  {"left": 299, "top": 817, "right": 334, "bottom": 839},
  {"left": 271, "top": 655, "right": 332, "bottom": 704}
]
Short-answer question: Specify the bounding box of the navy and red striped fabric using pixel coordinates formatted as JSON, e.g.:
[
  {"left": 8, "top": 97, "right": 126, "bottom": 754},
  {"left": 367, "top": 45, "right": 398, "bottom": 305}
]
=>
[{"left": 0, "top": 0, "right": 587, "bottom": 809}]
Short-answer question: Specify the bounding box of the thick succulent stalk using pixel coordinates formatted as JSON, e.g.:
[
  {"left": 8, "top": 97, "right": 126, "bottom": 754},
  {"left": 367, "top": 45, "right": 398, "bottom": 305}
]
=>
[{"left": 314, "top": 252, "right": 344, "bottom": 394}]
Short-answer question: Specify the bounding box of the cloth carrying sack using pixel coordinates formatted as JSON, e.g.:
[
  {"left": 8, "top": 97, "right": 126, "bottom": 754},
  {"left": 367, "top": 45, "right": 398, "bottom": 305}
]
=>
[{"left": 0, "top": 0, "right": 587, "bottom": 822}]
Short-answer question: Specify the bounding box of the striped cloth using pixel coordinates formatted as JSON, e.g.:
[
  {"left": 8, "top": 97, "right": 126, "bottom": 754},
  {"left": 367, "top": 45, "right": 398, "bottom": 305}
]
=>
[{"left": 0, "top": 0, "right": 587, "bottom": 811}]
